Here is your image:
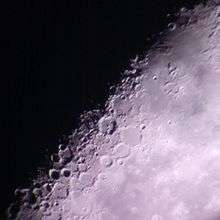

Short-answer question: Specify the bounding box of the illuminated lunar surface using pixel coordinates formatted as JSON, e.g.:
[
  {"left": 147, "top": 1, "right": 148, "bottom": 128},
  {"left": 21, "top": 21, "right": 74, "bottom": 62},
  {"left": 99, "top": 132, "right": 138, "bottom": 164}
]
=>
[{"left": 7, "top": 2, "right": 220, "bottom": 220}]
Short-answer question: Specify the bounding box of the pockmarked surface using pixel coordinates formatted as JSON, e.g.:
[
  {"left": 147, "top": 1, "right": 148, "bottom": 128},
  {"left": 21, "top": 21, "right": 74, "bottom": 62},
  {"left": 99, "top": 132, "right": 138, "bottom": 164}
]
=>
[{"left": 8, "top": 2, "right": 220, "bottom": 220}]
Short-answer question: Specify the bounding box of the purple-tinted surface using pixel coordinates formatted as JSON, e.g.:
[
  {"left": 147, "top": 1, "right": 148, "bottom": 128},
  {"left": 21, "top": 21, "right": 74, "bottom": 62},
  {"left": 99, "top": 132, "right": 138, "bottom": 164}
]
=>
[{"left": 8, "top": 2, "right": 220, "bottom": 220}]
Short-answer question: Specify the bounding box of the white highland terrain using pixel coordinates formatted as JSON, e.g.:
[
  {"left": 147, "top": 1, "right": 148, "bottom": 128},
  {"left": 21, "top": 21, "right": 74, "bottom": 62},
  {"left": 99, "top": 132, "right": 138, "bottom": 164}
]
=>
[{"left": 8, "top": 2, "right": 220, "bottom": 220}]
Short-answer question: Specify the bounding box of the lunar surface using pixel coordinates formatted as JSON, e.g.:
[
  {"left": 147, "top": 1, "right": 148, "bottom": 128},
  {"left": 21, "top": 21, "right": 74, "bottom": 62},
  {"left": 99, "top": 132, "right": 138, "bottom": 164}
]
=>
[{"left": 7, "top": 2, "right": 220, "bottom": 220}]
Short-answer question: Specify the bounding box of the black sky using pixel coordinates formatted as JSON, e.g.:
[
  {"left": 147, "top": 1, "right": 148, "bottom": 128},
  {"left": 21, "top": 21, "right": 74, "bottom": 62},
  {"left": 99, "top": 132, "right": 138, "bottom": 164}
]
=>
[{"left": 3, "top": 0, "right": 203, "bottom": 216}]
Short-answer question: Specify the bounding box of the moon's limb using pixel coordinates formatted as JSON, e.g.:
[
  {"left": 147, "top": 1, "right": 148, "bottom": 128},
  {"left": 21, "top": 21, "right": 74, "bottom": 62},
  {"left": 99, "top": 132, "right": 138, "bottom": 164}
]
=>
[{"left": 8, "top": 2, "right": 220, "bottom": 220}]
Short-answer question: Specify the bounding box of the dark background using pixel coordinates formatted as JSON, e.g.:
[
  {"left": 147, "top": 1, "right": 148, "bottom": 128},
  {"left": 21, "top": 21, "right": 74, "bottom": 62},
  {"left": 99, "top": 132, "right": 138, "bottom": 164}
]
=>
[{"left": 2, "top": 0, "right": 203, "bottom": 217}]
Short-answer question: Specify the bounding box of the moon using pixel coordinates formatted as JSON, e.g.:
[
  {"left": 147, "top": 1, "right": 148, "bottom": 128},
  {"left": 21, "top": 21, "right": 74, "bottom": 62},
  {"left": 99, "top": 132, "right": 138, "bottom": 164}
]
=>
[{"left": 7, "top": 2, "right": 220, "bottom": 220}]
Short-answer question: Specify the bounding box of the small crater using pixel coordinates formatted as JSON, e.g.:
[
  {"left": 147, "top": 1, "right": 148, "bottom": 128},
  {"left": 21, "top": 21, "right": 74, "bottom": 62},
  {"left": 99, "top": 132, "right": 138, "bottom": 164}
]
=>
[
  {"left": 58, "top": 144, "right": 66, "bottom": 151},
  {"left": 32, "top": 188, "right": 42, "bottom": 197},
  {"left": 40, "top": 200, "right": 50, "bottom": 212},
  {"left": 14, "top": 188, "right": 29, "bottom": 199},
  {"left": 58, "top": 147, "right": 72, "bottom": 159},
  {"left": 117, "top": 159, "right": 124, "bottom": 166},
  {"left": 113, "top": 143, "right": 130, "bottom": 159},
  {"left": 53, "top": 201, "right": 59, "bottom": 206},
  {"left": 168, "top": 22, "right": 176, "bottom": 31},
  {"left": 99, "top": 155, "right": 113, "bottom": 168},
  {"left": 50, "top": 153, "right": 60, "bottom": 162},
  {"left": 98, "top": 116, "right": 117, "bottom": 135},
  {"left": 32, "top": 204, "right": 40, "bottom": 210},
  {"left": 43, "top": 183, "right": 52, "bottom": 192},
  {"left": 49, "top": 169, "right": 60, "bottom": 180},
  {"left": 61, "top": 168, "right": 71, "bottom": 177}
]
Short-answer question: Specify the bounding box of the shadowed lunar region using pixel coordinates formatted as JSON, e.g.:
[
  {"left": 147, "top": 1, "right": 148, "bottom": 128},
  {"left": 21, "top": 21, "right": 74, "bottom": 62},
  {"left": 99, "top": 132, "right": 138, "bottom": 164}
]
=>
[{"left": 7, "top": 1, "right": 220, "bottom": 220}]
